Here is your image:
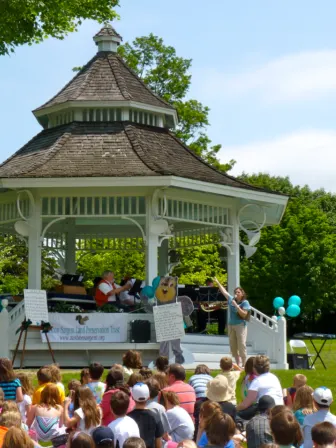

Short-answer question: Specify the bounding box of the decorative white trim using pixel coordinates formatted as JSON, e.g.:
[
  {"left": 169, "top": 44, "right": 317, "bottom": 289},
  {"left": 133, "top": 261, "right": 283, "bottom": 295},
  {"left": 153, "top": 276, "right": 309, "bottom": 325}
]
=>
[
  {"left": 17, "top": 190, "right": 35, "bottom": 220},
  {"left": 40, "top": 216, "right": 66, "bottom": 241},
  {"left": 121, "top": 216, "right": 146, "bottom": 242},
  {"left": 33, "top": 100, "right": 178, "bottom": 127}
]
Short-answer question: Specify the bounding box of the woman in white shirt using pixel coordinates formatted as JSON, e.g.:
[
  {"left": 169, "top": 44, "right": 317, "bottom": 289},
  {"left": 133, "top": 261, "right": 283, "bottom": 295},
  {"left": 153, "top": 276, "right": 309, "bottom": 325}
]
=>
[
  {"left": 237, "top": 355, "right": 283, "bottom": 420},
  {"left": 162, "top": 390, "right": 195, "bottom": 442}
]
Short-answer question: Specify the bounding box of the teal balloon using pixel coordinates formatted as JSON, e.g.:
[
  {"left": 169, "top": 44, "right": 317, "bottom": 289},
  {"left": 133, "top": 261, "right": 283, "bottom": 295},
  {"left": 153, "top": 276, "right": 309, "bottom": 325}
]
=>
[
  {"left": 273, "top": 297, "right": 284, "bottom": 309},
  {"left": 286, "top": 304, "right": 301, "bottom": 318},
  {"left": 141, "top": 285, "right": 155, "bottom": 299},
  {"left": 277, "top": 316, "right": 281, "bottom": 320},
  {"left": 288, "top": 295, "right": 301, "bottom": 306},
  {"left": 152, "top": 276, "right": 161, "bottom": 290}
]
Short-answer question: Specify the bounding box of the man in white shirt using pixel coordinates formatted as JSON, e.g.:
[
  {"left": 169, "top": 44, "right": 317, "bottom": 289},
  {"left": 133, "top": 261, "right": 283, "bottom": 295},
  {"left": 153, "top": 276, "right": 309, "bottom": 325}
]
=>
[
  {"left": 95, "top": 271, "right": 131, "bottom": 307},
  {"left": 303, "top": 387, "right": 336, "bottom": 448}
]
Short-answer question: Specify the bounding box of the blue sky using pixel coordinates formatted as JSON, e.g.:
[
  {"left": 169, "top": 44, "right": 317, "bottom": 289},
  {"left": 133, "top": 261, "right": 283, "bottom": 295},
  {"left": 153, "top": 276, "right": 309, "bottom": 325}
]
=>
[{"left": 1, "top": 0, "right": 336, "bottom": 190}]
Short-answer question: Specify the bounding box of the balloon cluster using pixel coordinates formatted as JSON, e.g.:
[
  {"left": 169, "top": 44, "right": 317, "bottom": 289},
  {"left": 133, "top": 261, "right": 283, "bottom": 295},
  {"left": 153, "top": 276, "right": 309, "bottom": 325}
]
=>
[
  {"left": 272, "top": 295, "right": 301, "bottom": 321},
  {"left": 141, "top": 276, "right": 161, "bottom": 299}
]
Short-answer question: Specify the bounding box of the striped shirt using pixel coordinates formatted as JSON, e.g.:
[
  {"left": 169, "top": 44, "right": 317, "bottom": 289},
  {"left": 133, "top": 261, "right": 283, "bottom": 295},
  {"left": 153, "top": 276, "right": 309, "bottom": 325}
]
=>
[
  {"left": 188, "top": 374, "right": 213, "bottom": 399},
  {"left": 163, "top": 381, "right": 196, "bottom": 419},
  {"left": 0, "top": 378, "right": 21, "bottom": 401}
]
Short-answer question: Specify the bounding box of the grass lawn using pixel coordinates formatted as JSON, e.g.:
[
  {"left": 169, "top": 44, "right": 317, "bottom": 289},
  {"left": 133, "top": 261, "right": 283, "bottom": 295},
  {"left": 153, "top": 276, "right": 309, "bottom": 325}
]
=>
[{"left": 20, "top": 340, "right": 336, "bottom": 414}]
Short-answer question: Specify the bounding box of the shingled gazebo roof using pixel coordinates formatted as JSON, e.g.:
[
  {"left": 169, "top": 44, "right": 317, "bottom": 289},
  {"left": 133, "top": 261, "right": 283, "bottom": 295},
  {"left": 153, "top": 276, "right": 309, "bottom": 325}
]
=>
[
  {"left": 0, "top": 122, "right": 263, "bottom": 192},
  {"left": 34, "top": 52, "right": 174, "bottom": 113},
  {"left": 0, "top": 25, "right": 284, "bottom": 198}
]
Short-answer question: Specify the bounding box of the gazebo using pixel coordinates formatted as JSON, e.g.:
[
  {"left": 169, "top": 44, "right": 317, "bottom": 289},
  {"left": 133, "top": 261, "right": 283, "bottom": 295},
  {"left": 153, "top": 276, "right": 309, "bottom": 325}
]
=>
[{"left": 0, "top": 25, "right": 289, "bottom": 368}]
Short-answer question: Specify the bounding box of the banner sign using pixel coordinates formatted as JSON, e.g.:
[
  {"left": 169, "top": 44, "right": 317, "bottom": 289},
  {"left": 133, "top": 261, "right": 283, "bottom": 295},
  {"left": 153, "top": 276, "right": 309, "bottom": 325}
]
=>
[
  {"left": 24, "top": 289, "right": 49, "bottom": 326},
  {"left": 153, "top": 302, "right": 185, "bottom": 342},
  {"left": 41, "top": 313, "right": 127, "bottom": 343}
]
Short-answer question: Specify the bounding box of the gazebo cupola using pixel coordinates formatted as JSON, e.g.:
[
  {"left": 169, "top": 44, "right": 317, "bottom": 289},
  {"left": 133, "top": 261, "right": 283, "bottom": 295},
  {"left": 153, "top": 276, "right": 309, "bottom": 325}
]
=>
[
  {"left": 0, "top": 24, "right": 288, "bottom": 292},
  {"left": 32, "top": 24, "right": 178, "bottom": 131}
]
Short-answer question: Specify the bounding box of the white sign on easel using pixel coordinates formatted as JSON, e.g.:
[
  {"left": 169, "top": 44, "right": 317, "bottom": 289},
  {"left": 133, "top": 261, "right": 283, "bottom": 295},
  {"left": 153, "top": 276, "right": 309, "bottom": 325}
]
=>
[
  {"left": 153, "top": 302, "right": 185, "bottom": 342},
  {"left": 24, "top": 289, "right": 49, "bottom": 326}
]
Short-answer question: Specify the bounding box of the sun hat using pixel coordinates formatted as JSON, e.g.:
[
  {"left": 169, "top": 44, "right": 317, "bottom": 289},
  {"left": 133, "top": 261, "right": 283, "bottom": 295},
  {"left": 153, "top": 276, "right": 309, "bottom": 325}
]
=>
[
  {"left": 313, "top": 387, "right": 333, "bottom": 406},
  {"left": 206, "top": 375, "right": 231, "bottom": 402},
  {"left": 132, "top": 382, "right": 150, "bottom": 402}
]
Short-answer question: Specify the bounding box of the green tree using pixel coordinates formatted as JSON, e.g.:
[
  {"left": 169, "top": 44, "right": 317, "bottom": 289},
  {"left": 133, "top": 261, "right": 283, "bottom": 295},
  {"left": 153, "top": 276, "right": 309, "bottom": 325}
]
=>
[
  {"left": 239, "top": 173, "right": 336, "bottom": 322},
  {"left": 119, "top": 34, "right": 234, "bottom": 172},
  {"left": 0, "top": 0, "right": 119, "bottom": 55},
  {"left": 0, "top": 238, "right": 58, "bottom": 294}
]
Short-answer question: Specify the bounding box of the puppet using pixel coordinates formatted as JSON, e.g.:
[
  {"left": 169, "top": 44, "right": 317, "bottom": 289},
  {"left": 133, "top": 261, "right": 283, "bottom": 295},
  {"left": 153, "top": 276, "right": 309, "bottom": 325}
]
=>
[{"left": 142, "top": 276, "right": 194, "bottom": 364}]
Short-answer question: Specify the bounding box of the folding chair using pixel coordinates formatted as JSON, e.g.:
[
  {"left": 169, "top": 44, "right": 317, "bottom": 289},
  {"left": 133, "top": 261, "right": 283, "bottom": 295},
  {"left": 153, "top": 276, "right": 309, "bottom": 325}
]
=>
[{"left": 289, "top": 339, "right": 315, "bottom": 369}]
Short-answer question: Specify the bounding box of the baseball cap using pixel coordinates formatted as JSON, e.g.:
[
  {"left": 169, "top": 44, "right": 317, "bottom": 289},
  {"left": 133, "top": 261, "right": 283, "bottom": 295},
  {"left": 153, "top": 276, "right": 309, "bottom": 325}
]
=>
[
  {"left": 92, "top": 426, "right": 114, "bottom": 445},
  {"left": 132, "top": 382, "right": 150, "bottom": 402},
  {"left": 313, "top": 387, "right": 333, "bottom": 406},
  {"left": 258, "top": 395, "right": 275, "bottom": 412}
]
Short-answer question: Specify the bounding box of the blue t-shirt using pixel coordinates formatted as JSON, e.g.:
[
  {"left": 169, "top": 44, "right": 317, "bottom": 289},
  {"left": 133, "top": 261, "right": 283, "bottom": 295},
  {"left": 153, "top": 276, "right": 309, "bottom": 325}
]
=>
[
  {"left": 188, "top": 374, "right": 213, "bottom": 399},
  {"left": 0, "top": 378, "right": 21, "bottom": 401},
  {"left": 198, "top": 431, "right": 234, "bottom": 448},
  {"left": 228, "top": 295, "right": 250, "bottom": 326}
]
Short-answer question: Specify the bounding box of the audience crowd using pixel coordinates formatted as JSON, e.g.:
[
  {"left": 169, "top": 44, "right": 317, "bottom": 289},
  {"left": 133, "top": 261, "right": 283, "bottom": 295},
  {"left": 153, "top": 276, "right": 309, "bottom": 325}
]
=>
[{"left": 0, "top": 352, "right": 334, "bottom": 448}]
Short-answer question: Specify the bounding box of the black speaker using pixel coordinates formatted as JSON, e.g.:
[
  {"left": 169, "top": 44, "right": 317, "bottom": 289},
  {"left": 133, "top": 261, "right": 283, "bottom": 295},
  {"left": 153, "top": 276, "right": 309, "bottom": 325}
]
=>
[
  {"left": 130, "top": 320, "right": 151, "bottom": 343},
  {"left": 287, "top": 353, "right": 309, "bottom": 369}
]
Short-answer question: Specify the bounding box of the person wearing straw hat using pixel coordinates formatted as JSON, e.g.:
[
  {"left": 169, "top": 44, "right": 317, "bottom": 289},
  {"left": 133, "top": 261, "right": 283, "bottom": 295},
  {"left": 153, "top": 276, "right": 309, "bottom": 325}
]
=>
[
  {"left": 194, "top": 375, "right": 236, "bottom": 439},
  {"left": 205, "top": 376, "right": 236, "bottom": 422}
]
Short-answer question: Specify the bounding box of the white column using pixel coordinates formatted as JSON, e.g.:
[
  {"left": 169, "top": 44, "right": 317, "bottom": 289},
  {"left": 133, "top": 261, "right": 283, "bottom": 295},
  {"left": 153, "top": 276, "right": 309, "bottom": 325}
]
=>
[
  {"left": 276, "top": 317, "right": 288, "bottom": 369},
  {"left": 65, "top": 219, "right": 77, "bottom": 274},
  {"left": 227, "top": 207, "right": 240, "bottom": 294},
  {"left": 145, "top": 196, "right": 159, "bottom": 284},
  {"left": 158, "top": 239, "right": 169, "bottom": 277},
  {"left": 0, "top": 301, "right": 9, "bottom": 359},
  {"left": 28, "top": 194, "right": 42, "bottom": 289}
]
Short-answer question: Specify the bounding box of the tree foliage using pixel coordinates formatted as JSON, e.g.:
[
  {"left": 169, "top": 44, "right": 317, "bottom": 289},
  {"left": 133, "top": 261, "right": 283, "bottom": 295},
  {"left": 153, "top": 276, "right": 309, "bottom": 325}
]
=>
[
  {"left": 118, "top": 34, "right": 234, "bottom": 172},
  {"left": 239, "top": 173, "right": 336, "bottom": 324},
  {"left": 0, "top": 0, "right": 119, "bottom": 55}
]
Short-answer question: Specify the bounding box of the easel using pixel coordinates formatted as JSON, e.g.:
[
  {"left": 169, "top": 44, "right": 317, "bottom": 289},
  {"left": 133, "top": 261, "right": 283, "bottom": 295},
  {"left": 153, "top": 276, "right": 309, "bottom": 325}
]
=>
[{"left": 12, "top": 320, "right": 55, "bottom": 368}]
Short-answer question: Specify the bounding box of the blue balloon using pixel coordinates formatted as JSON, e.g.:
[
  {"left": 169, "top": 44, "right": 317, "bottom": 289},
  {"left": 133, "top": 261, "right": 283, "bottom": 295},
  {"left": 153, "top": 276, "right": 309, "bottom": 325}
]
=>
[
  {"left": 288, "top": 295, "right": 301, "bottom": 306},
  {"left": 152, "top": 276, "right": 161, "bottom": 290},
  {"left": 273, "top": 297, "right": 284, "bottom": 309},
  {"left": 286, "top": 304, "right": 301, "bottom": 318},
  {"left": 141, "top": 285, "right": 155, "bottom": 299}
]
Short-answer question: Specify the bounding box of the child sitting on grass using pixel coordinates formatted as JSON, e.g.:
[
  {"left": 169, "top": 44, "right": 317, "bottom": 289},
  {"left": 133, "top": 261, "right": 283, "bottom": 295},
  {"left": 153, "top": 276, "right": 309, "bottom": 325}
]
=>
[
  {"left": 16, "top": 372, "right": 33, "bottom": 424},
  {"left": 216, "top": 356, "right": 243, "bottom": 405},
  {"left": 87, "top": 362, "right": 106, "bottom": 404},
  {"left": 283, "top": 373, "right": 307, "bottom": 408}
]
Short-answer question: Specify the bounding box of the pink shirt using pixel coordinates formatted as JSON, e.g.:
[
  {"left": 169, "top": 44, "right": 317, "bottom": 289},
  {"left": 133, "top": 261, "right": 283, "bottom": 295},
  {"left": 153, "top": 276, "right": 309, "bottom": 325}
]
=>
[
  {"left": 100, "top": 389, "right": 135, "bottom": 426},
  {"left": 163, "top": 381, "right": 196, "bottom": 419}
]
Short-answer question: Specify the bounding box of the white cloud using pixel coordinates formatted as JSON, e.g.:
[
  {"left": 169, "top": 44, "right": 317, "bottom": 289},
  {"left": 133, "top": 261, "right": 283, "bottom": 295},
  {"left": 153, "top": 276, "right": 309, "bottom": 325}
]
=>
[
  {"left": 200, "top": 51, "right": 336, "bottom": 103},
  {"left": 219, "top": 130, "right": 336, "bottom": 191}
]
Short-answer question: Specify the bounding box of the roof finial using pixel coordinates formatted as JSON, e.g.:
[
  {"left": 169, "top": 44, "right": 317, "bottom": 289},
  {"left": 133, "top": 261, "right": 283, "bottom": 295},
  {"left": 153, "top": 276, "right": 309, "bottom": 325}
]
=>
[{"left": 93, "top": 23, "right": 122, "bottom": 53}]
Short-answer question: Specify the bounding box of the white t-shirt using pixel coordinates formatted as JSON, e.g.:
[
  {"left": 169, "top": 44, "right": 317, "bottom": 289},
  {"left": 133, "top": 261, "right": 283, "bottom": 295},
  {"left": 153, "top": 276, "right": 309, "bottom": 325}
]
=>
[
  {"left": 98, "top": 281, "right": 118, "bottom": 302},
  {"left": 109, "top": 416, "right": 140, "bottom": 448},
  {"left": 249, "top": 372, "right": 283, "bottom": 405},
  {"left": 75, "top": 407, "right": 100, "bottom": 435},
  {"left": 18, "top": 394, "right": 32, "bottom": 423},
  {"left": 167, "top": 406, "right": 195, "bottom": 442}
]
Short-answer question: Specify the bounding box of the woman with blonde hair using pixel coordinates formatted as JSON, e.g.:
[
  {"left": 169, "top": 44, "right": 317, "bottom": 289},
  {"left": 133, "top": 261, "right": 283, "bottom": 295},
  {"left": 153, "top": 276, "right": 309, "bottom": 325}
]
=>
[
  {"left": 27, "top": 383, "right": 64, "bottom": 443},
  {"left": 64, "top": 385, "right": 101, "bottom": 435},
  {"left": 2, "top": 426, "right": 34, "bottom": 448},
  {"left": 162, "top": 391, "right": 195, "bottom": 442},
  {"left": 292, "top": 385, "right": 315, "bottom": 426}
]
